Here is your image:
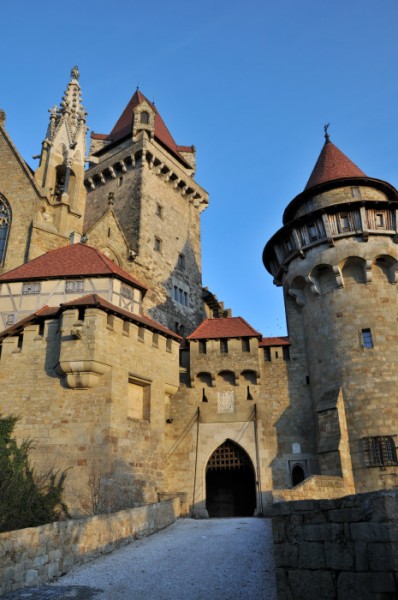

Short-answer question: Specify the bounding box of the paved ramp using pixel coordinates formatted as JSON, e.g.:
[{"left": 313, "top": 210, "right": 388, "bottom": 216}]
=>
[{"left": 4, "top": 518, "right": 276, "bottom": 600}]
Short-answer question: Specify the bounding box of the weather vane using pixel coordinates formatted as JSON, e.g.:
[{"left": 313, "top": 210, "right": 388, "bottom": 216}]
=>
[{"left": 324, "top": 122, "right": 330, "bottom": 141}]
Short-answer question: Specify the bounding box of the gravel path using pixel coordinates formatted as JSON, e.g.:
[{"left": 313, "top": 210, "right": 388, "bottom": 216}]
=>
[{"left": 4, "top": 517, "right": 276, "bottom": 600}]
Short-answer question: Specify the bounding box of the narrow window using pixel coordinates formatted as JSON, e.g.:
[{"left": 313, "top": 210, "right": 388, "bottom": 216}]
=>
[
  {"left": 275, "top": 351, "right": 279, "bottom": 358},
  {"left": 77, "top": 307, "right": 85, "bottom": 321},
  {"left": 117, "top": 176, "right": 123, "bottom": 187},
  {"left": 199, "top": 340, "right": 207, "bottom": 354},
  {"left": 308, "top": 223, "right": 318, "bottom": 241},
  {"left": 166, "top": 338, "right": 172, "bottom": 353},
  {"left": 6, "top": 313, "right": 16, "bottom": 326},
  {"left": 220, "top": 339, "right": 228, "bottom": 354},
  {"left": 178, "top": 253, "right": 185, "bottom": 269},
  {"left": 183, "top": 291, "right": 188, "bottom": 307},
  {"left": 362, "top": 328, "right": 373, "bottom": 349},
  {"left": 283, "top": 346, "right": 290, "bottom": 361},
  {"left": 17, "top": 333, "right": 23, "bottom": 350},
  {"left": 242, "top": 339, "right": 250, "bottom": 352},
  {"left": 140, "top": 111, "right": 149, "bottom": 124},
  {"left": 152, "top": 332, "right": 159, "bottom": 347},
  {"left": 340, "top": 213, "right": 350, "bottom": 231},
  {"left": 351, "top": 186, "right": 361, "bottom": 198},
  {"left": 38, "top": 321, "right": 45, "bottom": 337},
  {"left": 154, "top": 237, "right": 162, "bottom": 252},
  {"left": 263, "top": 347, "right": 271, "bottom": 361},
  {"left": 123, "top": 321, "right": 130, "bottom": 335},
  {"left": 156, "top": 203, "right": 163, "bottom": 219},
  {"left": 107, "top": 314, "right": 114, "bottom": 328},
  {"left": 173, "top": 286, "right": 178, "bottom": 301},
  {"left": 0, "top": 197, "right": 11, "bottom": 265},
  {"left": 138, "top": 326, "right": 145, "bottom": 341},
  {"left": 306, "top": 375, "right": 310, "bottom": 385}
]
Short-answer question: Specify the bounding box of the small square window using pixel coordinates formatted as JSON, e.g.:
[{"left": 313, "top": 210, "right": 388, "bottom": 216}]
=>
[
  {"left": 308, "top": 224, "right": 318, "bottom": 242},
  {"left": 375, "top": 213, "right": 384, "bottom": 228},
  {"left": 340, "top": 214, "right": 350, "bottom": 231},
  {"left": 362, "top": 328, "right": 373, "bottom": 349},
  {"left": 199, "top": 340, "right": 207, "bottom": 354},
  {"left": 154, "top": 237, "right": 162, "bottom": 252},
  {"left": 6, "top": 313, "right": 16, "bottom": 325}
]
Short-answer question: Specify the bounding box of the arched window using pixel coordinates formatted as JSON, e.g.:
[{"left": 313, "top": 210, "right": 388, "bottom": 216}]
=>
[
  {"left": 0, "top": 197, "right": 11, "bottom": 265},
  {"left": 292, "top": 464, "right": 305, "bottom": 486},
  {"left": 140, "top": 111, "right": 149, "bottom": 124}
]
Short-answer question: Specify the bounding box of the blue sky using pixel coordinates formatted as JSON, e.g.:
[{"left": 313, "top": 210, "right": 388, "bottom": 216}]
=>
[{"left": 2, "top": 0, "right": 398, "bottom": 336}]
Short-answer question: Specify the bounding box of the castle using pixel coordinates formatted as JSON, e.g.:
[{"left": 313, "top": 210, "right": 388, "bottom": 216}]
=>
[{"left": 0, "top": 69, "right": 396, "bottom": 517}]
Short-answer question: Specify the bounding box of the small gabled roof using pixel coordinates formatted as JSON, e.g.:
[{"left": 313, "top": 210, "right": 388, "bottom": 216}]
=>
[
  {"left": 187, "top": 317, "right": 262, "bottom": 340},
  {"left": 0, "top": 295, "right": 181, "bottom": 341},
  {"left": 0, "top": 244, "right": 147, "bottom": 291},
  {"left": 259, "top": 336, "right": 290, "bottom": 347},
  {"left": 91, "top": 89, "right": 192, "bottom": 167},
  {"left": 304, "top": 138, "right": 366, "bottom": 191}
]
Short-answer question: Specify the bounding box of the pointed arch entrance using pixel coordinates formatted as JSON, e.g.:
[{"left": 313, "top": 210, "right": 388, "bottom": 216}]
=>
[{"left": 205, "top": 440, "right": 256, "bottom": 518}]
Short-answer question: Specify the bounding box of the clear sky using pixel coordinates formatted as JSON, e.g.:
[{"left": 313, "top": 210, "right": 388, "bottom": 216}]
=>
[{"left": 2, "top": 0, "right": 398, "bottom": 336}]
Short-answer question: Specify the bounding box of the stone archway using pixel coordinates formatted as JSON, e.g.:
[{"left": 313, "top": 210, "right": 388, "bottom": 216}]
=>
[{"left": 205, "top": 440, "right": 256, "bottom": 518}]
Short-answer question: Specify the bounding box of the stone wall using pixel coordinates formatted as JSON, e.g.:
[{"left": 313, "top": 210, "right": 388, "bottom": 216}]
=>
[
  {"left": 273, "top": 490, "right": 398, "bottom": 599},
  {"left": 0, "top": 498, "right": 180, "bottom": 597}
]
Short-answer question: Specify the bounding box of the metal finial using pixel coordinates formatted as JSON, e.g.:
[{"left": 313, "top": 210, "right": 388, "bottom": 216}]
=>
[
  {"left": 108, "top": 192, "right": 114, "bottom": 206},
  {"left": 71, "top": 66, "right": 80, "bottom": 81},
  {"left": 324, "top": 122, "right": 330, "bottom": 141},
  {"left": 136, "top": 84, "right": 140, "bottom": 91}
]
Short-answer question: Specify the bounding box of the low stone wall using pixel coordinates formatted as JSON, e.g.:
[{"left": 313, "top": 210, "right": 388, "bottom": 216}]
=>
[
  {"left": 0, "top": 498, "right": 180, "bottom": 596},
  {"left": 276, "top": 475, "right": 350, "bottom": 502},
  {"left": 273, "top": 490, "right": 398, "bottom": 599}
]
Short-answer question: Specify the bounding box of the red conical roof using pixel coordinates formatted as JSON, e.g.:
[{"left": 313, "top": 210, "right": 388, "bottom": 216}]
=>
[{"left": 304, "top": 138, "right": 366, "bottom": 190}]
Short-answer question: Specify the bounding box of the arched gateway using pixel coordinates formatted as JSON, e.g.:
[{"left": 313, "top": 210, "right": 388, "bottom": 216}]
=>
[{"left": 205, "top": 440, "right": 256, "bottom": 517}]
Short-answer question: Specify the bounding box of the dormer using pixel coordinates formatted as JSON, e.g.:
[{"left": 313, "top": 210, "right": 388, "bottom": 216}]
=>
[{"left": 132, "top": 100, "right": 156, "bottom": 142}]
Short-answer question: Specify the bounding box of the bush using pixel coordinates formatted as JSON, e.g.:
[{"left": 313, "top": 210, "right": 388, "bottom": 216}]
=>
[{"left": 0, "top": 415, "right": 69, "bottom": 532}]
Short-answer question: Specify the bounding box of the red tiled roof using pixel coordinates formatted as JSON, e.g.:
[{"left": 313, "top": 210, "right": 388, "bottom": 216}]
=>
[
  {"left": 304, "top": 139, "right": 366, "bottom": 190},
  {"left": 91, "top": 90, "right": 191, "bottom": 167},
  {"left": 0, "top": 295, "right": 181, "bottom": 340},
  {"left": 61, "top": 294, "right": 181, "bottom": 339},
  {"left": 259, "top": 336, "right": 290, "bottom": 347},
  {"left": 187, "top": 317, "right": 262, "bottom": 340},
  {"left": 0, "top": 244, "right": 147, "bottom": 291}
]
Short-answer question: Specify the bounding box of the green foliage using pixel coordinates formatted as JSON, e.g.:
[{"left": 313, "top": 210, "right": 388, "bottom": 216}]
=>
[{"left": 0, "top": 415, "right": 70, "bottom": 532}]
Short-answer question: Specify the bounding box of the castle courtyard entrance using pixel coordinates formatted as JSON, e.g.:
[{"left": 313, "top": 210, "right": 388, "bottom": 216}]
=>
[{"left": 205, "top": 440, "right": 256, "bottom": 517}]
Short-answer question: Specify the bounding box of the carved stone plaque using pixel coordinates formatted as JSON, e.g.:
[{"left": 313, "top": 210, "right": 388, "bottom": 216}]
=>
[{"left": 217, "top": 391, "right": 235, "bottom": 414}]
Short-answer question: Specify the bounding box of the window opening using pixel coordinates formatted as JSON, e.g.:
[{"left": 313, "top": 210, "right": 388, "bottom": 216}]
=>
[
  {"left": 65, "top": 280, "right": 84, "bottom": 294},
  {"left": 292, "top": 464, "right": 305, "bottom": 486},
  {"left": 22, "top": 282, "right": 41, "bottom": 295},
  {"left": 220, "top": 339, "right": 228, "bottom": 353},
  {"left": 154, "top": 237, "right": 162, "bottom": 252},
  {"left": 362, "top": 436, "right": 397, "bottom": 467},
  {"left": 152, "top": 332, "right": 159, "bottom": 347},
  {"left": 123, "top": 321, "right": 129, "bottom": 335},
  {"left": 375, "top": 213, "right": 384, "bottom": 228},
  {"left": 351, "top": 186, "right": 362, "bottom": 198},
  {"left": 178, "top": 253, "right": 185, "bottom": 269},
  {"left": 202, "top": 388, "right": 208, "bottom": 403},
  {"left": 156, "top": 203, "right": 163, "bottom": 218},
  {"left": 264, "top": 347, "right": 271, "bottom": 361},
  {"left": 242, "top": 339, "right": 250, "bottom": 352},
  {"left": 199, "top": 340, "right": 207, "bottom": 354},
  {"left": 117, "top": 176, "right": 123, "bottom": 187},
  {"left": 0, "top": 197, "right": 11, "bottom": 265},
  {"left": 140, "top": 111, "right": 149, "bottom": 124},
  {"left": 107, "top": 314, "right": 114, "bottom": 328},
  {"left": 362, "top": 328, "right": 373, "bottom": 349},
  {"left": 17, "top": 333, "right": 23, "bottom": 350},
  {"left": 166, "top": 338, "right": 172, "bottom": 352}
]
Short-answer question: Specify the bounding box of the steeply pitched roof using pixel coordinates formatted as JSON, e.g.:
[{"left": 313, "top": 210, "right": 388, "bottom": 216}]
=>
[
  {"left": 0, "top": 294, "right": 181, "bottom": 340},
  {"left": 259, "top": 336, "right": 290, "bottom": 347},
  {"left": 91, "top": 89, "right": 192, "bottom": 167},
  {"left": 187, "top": 317, "right": 262, "bottom": 340},
  {"left": 305, "top": 138, "right": 366, "bottom": 191},
  {"left": 0, "top": 243, "right": 147, "bottom": 291}
]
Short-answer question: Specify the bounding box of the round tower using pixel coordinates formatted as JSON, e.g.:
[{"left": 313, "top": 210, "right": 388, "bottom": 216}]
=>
[{"left": 263, "top": 131, "right": 398, "bottom": 493}]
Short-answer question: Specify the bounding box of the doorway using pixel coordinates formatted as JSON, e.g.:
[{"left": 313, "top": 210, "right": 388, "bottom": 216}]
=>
[{"left": 205, "top": 440, "right": 256, "bottom": 517}]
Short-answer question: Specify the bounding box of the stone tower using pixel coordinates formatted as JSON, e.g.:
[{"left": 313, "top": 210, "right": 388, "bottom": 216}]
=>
[
  {"left": 84, "top": 89, "right": 209, "bottom": 335},
  {"left": 33, "top": 67, "right": 88, "bottom": 246},
  {"left": 263, "top": 131, "right": 398, "bottom": 493}
]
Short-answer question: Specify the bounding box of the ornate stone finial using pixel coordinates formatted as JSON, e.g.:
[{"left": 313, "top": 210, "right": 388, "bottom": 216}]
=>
[
  {"left": 108, "top": 192, "right": 114, "bottom": 206},
  {"left": 0, "top": 109, "right": 5, "bottom": 127},
  {"left": 71, "top": 65, "right": 80, "bottom": 81},
  {"left": 324, "top": 122, "right": 331, "bottom": 142}
]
